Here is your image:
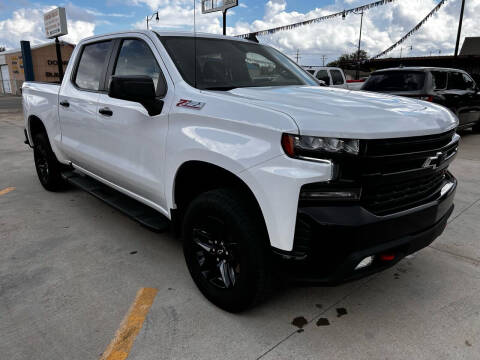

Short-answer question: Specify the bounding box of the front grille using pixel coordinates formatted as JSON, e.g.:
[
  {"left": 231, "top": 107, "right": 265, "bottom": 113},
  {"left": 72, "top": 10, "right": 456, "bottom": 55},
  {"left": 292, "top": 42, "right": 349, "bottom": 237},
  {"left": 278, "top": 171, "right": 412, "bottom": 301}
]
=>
[
  {"left": 362, "top": 170, "right": 447, "bottom": 215},
  {"left": 365, "top": 129, "right": 456, "bottom": 156},
  {"left": 299, "top": 130, "right": 458, "bottom": 216}
]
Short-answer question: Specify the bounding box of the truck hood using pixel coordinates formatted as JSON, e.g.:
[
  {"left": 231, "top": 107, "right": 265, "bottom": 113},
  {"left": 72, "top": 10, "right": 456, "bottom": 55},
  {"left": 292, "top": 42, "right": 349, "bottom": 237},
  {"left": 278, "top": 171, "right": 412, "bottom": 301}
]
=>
[{"left": 226, "top": 86, "right": 458, "bottom": 139}]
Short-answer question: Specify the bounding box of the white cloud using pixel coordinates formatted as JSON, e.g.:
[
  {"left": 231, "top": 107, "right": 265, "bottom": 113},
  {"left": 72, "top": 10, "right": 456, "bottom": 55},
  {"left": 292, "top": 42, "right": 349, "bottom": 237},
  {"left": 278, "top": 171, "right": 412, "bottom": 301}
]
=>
[
  {"left": 0, "top": 6, "right": 95, "bottom": 50},
  {"left": 130, "top": 0, "right": 480, "bottom": 65}
]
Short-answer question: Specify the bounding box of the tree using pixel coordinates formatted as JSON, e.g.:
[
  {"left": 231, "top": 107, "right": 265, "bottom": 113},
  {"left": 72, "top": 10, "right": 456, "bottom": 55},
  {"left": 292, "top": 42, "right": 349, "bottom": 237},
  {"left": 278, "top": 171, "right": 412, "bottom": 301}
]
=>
[{"left": 327, "top": 50, "right": 368, "bottom": 68}]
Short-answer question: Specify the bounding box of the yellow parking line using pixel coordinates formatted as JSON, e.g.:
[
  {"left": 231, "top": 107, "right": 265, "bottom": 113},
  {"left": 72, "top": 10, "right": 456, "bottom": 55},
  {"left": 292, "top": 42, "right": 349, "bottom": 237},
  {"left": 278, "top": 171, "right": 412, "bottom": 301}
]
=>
[
  {"left": 100, "top": 288, "right": 158, "bottom": 360},
  {"left": 0, "top": 187, "right": 15, "bottom": 196}
]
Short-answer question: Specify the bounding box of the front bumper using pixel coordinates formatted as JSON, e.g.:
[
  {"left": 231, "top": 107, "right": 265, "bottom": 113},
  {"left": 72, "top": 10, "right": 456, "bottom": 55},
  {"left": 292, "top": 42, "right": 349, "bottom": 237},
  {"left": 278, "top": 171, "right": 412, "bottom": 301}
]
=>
[{"left": 273, "top": 173, "right": 457, "bottom": 285}]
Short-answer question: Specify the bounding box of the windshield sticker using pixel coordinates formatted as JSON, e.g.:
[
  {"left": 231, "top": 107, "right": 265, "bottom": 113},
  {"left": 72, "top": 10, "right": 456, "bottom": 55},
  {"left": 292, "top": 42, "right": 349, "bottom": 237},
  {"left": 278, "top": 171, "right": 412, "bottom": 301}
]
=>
[{"left": 176, "top": 99, "right": 205, "bottom": 110}]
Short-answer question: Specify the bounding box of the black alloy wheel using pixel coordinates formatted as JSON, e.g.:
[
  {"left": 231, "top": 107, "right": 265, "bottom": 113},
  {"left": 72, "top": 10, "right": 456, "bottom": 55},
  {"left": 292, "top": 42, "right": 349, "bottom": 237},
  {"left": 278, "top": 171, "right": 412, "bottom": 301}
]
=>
[
  {"left": 183, "top": 188, "right": 271, "bottom": 312},
  {"left": 192, "top": 215, "right": 240, "bottom": 289}
]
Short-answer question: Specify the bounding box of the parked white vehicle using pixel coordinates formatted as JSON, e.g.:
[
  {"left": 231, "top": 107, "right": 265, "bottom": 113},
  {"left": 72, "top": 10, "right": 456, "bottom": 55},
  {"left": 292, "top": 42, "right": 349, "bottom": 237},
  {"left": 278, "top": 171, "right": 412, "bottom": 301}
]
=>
[
  {"left": 23, "top": 31, "right": 459, "bottom": 312},
  {"left": 303, "top": 66, "right": 349, "bottom": 88}
]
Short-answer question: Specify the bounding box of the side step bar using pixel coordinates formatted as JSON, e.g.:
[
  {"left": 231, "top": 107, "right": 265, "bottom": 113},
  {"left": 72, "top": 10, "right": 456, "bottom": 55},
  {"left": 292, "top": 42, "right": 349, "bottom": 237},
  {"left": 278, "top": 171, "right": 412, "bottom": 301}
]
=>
[{"left": 62, "top": 171, "right": 169, "bottom": 232}]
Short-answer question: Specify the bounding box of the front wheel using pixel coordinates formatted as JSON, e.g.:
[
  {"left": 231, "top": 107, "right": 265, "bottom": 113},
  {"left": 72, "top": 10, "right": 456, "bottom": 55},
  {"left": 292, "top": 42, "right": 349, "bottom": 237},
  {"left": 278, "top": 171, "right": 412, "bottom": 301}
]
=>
[{"left": 182, "top": 188, "right": 271, "bottom": 312}]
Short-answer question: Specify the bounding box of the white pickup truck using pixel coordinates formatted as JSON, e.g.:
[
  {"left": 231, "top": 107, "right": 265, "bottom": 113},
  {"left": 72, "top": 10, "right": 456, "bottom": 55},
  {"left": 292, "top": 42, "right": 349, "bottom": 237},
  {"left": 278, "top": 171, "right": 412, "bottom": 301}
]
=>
[{"left": 23, "top": 31, "right": 459, "bottom": 312}]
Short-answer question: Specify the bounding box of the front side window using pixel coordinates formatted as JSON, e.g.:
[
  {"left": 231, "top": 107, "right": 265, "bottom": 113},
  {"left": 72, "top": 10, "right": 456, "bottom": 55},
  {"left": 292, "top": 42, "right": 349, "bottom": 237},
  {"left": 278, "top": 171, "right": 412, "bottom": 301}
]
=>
[
  {"left": 75, "top": 41, "right": 111, "bottom": 90},
  {"left": 306, "top": 69, "right": 315, "bottom": 75},
  {"left": 330, "top": 70, "right": 344, "bottom": 85},
  {"left": 362, "top": 71, "right": 426, "bottom": 92},
  {"left": 158, "top": 35, "right": 317, "bottom": 90},
  {"left": 431, "top": 71, "right": 447, "bottom": 90},
  {"left": 315, "top": 70, "right": 330, "bottom": 84},
  {"left": 462, "top": 73, "right": 475, "bottom": 90},
  {"left": 113, "top": 39, "right": 162, "bottom": 91}
]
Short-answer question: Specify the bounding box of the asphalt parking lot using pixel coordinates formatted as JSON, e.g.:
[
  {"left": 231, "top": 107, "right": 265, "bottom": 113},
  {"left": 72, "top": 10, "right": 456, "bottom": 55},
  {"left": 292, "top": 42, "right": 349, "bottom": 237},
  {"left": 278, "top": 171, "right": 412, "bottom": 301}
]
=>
[{"left": 1, "top": 95, "right": 480, "bottom": 360}]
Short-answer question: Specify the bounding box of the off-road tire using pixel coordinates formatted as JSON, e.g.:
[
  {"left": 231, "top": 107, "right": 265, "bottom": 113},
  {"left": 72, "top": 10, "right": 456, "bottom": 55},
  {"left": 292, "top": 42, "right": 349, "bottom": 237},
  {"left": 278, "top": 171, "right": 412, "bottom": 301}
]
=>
[{"left": 182, "top": 188, "right": 271, "bottom": 312}]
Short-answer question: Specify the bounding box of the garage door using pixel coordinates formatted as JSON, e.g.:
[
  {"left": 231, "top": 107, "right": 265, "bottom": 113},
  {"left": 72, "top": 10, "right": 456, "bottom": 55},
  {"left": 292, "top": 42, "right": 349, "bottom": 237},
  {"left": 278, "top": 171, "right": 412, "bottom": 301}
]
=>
[{"left": 1, "top": 65, "right": 11, "bottom": 94}]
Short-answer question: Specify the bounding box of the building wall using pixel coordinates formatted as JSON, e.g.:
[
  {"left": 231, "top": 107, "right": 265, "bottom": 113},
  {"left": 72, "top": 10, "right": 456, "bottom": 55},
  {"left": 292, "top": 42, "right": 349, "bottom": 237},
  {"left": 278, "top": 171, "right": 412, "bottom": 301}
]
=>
[{"left": 0, "top": 42, "right": 74, "bottom": 95}]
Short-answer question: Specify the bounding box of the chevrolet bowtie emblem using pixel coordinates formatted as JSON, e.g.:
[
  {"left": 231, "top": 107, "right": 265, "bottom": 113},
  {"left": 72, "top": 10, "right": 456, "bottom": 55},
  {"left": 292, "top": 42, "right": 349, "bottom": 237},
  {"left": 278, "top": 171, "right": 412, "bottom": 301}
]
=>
[{"left": 423, "top": 152, "right": 444, "bottom": 169}]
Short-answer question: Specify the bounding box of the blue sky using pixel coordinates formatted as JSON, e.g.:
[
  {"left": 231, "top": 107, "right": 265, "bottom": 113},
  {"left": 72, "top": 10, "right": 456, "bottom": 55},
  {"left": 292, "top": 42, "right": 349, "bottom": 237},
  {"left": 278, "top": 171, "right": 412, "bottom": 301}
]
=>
[
  {"left": 0, "top": 1, "right": 337, "bottom": 34},
  {"left": 0, "top": 0, "right": 478, "bottom": 64}
]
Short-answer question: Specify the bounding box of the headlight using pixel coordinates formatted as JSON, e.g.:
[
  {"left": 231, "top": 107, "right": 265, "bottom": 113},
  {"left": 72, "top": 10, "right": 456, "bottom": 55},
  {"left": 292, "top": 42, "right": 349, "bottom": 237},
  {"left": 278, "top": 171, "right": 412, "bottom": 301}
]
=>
[{"left": 282, "top": 133, "right": 360, "bottom": 160}]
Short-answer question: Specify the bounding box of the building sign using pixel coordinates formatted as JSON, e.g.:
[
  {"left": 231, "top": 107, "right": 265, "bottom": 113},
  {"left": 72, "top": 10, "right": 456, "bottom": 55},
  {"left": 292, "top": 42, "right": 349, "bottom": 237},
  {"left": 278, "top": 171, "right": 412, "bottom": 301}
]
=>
[
  {"left": 44, "top": 7, "right": 68, "bottom": 39},
  {"left": 202, "top": 0, "right": 238, "bottom": 13},
  {"left": 47, "top": 60, "right": 68, "bottom": 66},
  {"left": 11, "top": 56, "right": 24, "bottom": 75}
]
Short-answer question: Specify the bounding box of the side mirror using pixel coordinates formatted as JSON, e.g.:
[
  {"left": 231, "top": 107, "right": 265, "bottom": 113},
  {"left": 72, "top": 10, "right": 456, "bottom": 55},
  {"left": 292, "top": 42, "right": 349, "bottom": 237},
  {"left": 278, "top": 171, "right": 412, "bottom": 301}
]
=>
[
  {"left": 317, "top": 79, "right": 328, "bottom": 87},
  {"left": 109, "top": 75, "right": 163, "bottom": 116}
]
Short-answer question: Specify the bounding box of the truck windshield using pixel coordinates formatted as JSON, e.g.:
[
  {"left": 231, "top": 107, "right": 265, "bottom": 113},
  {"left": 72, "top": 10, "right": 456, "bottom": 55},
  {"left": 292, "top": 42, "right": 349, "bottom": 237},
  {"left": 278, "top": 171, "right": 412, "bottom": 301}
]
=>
[
  {"left": 362, "top": 71, "right": 426, "bottom": 92},
  {"left": 158, "top": 35, "right": 317, "bottom": 90}
]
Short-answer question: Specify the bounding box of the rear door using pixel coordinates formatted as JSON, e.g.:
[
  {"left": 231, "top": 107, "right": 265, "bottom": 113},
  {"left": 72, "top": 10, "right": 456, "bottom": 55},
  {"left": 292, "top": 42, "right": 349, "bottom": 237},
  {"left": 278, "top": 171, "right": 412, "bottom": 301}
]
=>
[
  {"left": 59, "top": 40, "right": 114, "bottom": 170},
  {"left": 95, "top": 35, "right": 173, "bottom": 207}
]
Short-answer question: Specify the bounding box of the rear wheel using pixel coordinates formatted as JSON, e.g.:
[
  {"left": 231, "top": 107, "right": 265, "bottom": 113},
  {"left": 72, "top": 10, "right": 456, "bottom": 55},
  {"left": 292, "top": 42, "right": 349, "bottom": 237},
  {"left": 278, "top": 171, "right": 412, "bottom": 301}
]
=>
[
  {"left": 182, "top": 188, "right": 271, "bottom": 312},
  {"left": 33, "top": 133, "right": 67, "bottom": 191}
]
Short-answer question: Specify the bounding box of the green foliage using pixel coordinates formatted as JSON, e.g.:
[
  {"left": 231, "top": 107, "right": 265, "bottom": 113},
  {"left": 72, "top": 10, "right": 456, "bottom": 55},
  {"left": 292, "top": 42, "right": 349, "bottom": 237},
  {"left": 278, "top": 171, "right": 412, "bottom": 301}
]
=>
[{"left": 327, "top": 50, "right": 368, "bottom": 68}]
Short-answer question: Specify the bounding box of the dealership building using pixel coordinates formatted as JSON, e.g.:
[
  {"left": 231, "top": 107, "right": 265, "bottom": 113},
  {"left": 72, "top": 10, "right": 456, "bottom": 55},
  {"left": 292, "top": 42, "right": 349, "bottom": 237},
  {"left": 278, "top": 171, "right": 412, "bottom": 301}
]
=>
[{"left": 0, "top": 41, "right": 75, "bottom": 95}]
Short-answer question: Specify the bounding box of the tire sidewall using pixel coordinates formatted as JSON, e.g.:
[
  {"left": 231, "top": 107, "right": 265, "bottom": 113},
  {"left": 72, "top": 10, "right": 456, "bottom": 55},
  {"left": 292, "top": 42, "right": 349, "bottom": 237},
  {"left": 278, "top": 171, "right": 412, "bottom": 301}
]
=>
[{"left": 182, "top": 190, "right": 268, "bottom": 312}]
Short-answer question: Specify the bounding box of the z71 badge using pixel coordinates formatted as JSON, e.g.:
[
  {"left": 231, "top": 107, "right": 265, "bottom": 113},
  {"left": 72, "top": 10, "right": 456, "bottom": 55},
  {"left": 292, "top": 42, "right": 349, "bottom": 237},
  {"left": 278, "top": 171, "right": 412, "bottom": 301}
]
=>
[{"left": 176, "top": 99, "right": 206, "bottom": 110}]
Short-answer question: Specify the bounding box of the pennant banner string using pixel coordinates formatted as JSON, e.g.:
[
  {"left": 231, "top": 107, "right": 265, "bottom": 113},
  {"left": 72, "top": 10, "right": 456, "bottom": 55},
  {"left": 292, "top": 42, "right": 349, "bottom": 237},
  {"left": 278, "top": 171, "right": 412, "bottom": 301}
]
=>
[
  {"left": 235, "top": 0, "right": 397, "bottom": 38},
  {"left": 370, "top": 0, "right": 449, "bottom": 59}
]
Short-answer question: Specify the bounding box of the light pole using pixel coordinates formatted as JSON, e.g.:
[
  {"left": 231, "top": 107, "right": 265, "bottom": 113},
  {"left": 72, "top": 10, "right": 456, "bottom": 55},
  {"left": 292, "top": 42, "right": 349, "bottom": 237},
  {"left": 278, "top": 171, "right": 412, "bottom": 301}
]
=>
[
  {"left": 342, "top": 9, "right": 364, "bottom": 80},
  {"left": 146, "top": 11, "right": 159, "bottom": 30},
  {"left": 454, "top": 0, "right": 466, "bottom": 57}
]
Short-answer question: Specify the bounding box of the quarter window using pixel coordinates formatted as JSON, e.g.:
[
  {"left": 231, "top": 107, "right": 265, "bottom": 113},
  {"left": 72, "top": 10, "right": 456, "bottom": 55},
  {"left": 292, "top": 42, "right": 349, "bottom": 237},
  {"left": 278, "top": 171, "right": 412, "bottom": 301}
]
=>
[
  {"left": 330, "top": 70, "right": 344, "bottom": 85},
  {"left": 113, "top": 39, "right": 162, "bottom": 92},
  {"left": 75, "top": 41, "right": 111, "bottom": 90}
]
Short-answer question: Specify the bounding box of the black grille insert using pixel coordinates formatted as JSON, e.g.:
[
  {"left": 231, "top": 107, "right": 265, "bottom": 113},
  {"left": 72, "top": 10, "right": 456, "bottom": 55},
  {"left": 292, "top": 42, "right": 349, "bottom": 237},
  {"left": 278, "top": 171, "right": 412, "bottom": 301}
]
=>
[{"left": 362, "top": 170, "right": 447, "bottom": 215}]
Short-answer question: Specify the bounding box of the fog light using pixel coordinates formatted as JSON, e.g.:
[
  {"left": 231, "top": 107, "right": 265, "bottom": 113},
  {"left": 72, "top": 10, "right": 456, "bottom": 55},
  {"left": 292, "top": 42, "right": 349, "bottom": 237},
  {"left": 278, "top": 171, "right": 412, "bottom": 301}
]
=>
[{"left": 355, "top": 256, "right": 374, "bottom": 270}]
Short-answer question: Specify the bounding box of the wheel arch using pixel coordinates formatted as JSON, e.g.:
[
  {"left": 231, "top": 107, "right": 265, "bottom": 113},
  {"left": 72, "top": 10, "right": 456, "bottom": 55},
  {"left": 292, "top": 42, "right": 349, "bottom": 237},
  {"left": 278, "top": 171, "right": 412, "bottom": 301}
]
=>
[
  {"left": 28, "top": 115, "right": 47, "bottom": 145},
  {"left": 171, "top": 160, "right": 269, "bottom": 242}
]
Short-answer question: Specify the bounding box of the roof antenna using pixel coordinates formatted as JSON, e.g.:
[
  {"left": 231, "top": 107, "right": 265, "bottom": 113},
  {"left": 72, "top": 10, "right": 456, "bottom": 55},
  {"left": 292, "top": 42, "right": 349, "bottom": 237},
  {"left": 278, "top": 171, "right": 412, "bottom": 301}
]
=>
[{"left": 193, "top": 0, "right": 198, "bottom": 89}]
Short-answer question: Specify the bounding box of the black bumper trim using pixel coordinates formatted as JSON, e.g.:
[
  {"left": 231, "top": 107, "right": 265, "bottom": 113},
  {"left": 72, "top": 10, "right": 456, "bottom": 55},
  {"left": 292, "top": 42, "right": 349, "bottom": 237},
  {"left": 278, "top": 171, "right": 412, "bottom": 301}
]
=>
[{"left": 273, "top": 175, "right": 456, "bottom": 285}]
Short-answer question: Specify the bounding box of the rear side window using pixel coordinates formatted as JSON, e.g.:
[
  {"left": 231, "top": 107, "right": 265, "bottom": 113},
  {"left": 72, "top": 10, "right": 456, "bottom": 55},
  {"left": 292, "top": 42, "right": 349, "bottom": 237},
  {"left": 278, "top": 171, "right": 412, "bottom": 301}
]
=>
[
  {"left": 362, "top": 71, "right": 425, "bottom": 92},
  {"left": 113, "top": 39, "right": 162, "bottom": 91},
  {"left": 431, "top": 71, "right": 447, "bottom": 90},
  {"left": 315, "top": 70, "right": 330, "bottom": 84},
  {"left": 330, "top": 70, "right": 344, "bottom": 85},
  {"left": 75, "top": 41, "right": 111, "bottom": 90}
]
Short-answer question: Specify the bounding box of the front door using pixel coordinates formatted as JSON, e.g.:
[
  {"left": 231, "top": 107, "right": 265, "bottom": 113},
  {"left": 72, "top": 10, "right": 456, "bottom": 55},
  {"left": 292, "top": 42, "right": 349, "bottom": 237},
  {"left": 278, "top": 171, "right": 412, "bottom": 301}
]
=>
[
  {"left": 444, "top": 71, "right": 480, "bottom": 127},
  {"left": 95, "top": 36, "right": 172, "bottom": 207}
]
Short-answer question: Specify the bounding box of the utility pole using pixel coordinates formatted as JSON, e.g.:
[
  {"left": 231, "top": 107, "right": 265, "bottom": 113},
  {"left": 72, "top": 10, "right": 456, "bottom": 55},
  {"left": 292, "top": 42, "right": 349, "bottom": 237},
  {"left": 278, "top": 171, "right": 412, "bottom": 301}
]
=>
[
  {"left": 454, "top": 0, "right": 466, "bottom": 57},
  {"left": 223, "top": 10, "right": 227, "bottom": 35},
  {"left": 295, "top": 49, "right": 300, "bottom": 64},
  {"left": 321, "top": 55, "right": 327, "bottom": 66},
  {"left": 356, "top": 10, "right": 364, "bottom": 80}
]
